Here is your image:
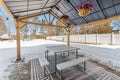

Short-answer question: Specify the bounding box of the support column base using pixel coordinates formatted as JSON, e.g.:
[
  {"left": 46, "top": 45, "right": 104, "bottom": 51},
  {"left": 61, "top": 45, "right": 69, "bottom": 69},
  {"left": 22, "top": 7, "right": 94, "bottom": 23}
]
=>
[{"left": 16, "top": 58, "right": 22, "bottom": 62}]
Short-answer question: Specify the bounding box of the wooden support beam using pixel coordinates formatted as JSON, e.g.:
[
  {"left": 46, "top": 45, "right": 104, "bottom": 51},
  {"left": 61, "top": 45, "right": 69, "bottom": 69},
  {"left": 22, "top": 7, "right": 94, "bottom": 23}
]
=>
[
  {"left": 0, "top": 0, "right": 15, "bottom": 19},
  {"left": 20, "top": 21, "right": 66, "bottom": 28},
  {"left": 67, "top": 27, "right": 71, "bottom": 46},
  {"left": 20, "top": 23, "right": 27, "bottom": 29},
  {"left": 17, "top": 11, "right": 48, "bottom": 21},
  {"left": 44, "top": 14, "right": 48, "bottom": 23},
  {"left": 65, "top": 27, "right": 73, "bottom": 46},
  {"left": 51, "top": 16, "right": 55, "bottom": 24},
  {"left": 49, "top": 13, "right": 50, "bottom": 23},
  {"left": 77, "top": 16, "right": 120, "bottom": 27},
  {"left": 16, "top": 20, "right": 21, "bottom": 60}
]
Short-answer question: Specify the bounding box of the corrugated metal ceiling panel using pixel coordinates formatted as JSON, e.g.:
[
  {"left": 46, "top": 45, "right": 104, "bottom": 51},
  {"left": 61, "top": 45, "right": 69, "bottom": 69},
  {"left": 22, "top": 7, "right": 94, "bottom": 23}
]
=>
[{"left": 3, "top": 0, "right": 120, "bottom": 25}]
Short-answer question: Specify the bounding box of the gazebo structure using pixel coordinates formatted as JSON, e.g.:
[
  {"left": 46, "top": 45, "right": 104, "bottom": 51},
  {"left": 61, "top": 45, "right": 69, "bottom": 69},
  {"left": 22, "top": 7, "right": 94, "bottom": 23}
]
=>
[{"left": 0, "top": 0, "right": 120, "bottom": 60}]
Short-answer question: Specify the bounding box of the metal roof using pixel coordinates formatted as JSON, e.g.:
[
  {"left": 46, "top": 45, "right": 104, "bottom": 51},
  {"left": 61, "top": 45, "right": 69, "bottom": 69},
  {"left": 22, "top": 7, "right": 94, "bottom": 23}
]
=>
[{"left": 3, "top": 0, "right": 120, "bottom": 25}]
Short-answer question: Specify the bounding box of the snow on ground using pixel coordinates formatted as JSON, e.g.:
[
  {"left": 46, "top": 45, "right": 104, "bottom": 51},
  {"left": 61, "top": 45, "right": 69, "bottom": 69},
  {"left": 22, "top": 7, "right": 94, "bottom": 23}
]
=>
[
  {"left": 0, "top": 39, "right": 120, "bottom": 80},
  {"left": 73, "top": 43, "right": 120, "bottom": 72},
  {"left": 0, "top": 39, "right": 65, "bottom": 80}
]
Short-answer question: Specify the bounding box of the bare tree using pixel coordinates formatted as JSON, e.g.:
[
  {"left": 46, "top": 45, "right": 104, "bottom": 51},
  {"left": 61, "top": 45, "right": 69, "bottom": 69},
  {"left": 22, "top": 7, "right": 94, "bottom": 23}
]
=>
[{"left": 0, "top": 16, "right": 7, "bottom": 36}]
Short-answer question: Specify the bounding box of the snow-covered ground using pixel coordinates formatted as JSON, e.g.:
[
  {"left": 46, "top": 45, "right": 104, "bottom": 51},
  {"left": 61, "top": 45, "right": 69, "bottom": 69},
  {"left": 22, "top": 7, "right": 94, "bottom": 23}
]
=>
[
  {"left": 0, "top": 39, "right": 120, "bottom": 80},
  {"left": 74, "top": 44, "right": 120, "bottom": 72},
  {"left": 0, "top": 39, "right": 65, "bottom": 80}
]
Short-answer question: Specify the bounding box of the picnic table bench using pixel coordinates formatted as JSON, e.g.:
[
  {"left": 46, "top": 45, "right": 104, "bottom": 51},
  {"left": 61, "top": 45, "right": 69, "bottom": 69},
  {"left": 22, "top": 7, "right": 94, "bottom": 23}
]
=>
[
  {"left": 56, "top": 57, "right": 89, "bottom": 80},
  {"left": 31, "top": 57, "right": 52, "bottom": 80},
  {"left": 38, "top": 55, "right": 49, "bottom": 76}
]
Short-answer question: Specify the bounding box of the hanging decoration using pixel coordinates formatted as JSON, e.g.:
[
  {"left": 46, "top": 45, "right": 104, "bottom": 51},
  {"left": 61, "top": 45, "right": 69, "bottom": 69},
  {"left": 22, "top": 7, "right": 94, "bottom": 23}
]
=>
[
  {"left": 76, "top": 2, "right": 93, "bottom": 16},
  {"left": 59, "top": 15, "right": 69, "bottom": 24}
]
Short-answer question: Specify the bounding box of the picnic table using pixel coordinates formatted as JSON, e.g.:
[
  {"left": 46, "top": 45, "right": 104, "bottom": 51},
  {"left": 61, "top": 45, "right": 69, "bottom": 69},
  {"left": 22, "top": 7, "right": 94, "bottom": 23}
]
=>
[{"left": 45, "top": 45, "right": 80, "bottom": 72}]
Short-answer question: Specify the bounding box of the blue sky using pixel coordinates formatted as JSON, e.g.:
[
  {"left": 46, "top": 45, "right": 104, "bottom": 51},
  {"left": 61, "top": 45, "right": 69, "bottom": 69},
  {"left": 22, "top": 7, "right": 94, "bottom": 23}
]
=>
[
  {"left": 0, "top": 6, "right": 56, "bottom": 35},
  {"left": 0, "top": 6, "right": 16, "bottom": 35},
  {"left": 110, "top": 20, "right": 120, "bottom": 31}
]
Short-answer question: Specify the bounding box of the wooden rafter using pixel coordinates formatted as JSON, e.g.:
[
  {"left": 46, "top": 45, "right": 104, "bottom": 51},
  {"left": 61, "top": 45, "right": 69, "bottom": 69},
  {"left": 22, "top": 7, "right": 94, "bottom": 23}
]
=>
[
  {"left": 20, "top": 21, "right": 66, "bottom": 28},
  {"left": 0, "top": 0, "right": 15, "bottom": 19},
  {"left": 17, "top": 11, "right": 49, "bottom": 21},
  {"left": 44, "top": 14, "right": 48, "bottom": 23},
  {"left": 49, "top": 13, "right": 50, "bottom": 23},
  {"left": 77, "top": 16, "right": 120, "bottom": 27},
  {"left": 20, "top": 23, "right": 27, "bottom": 29},
  {"left": 51, "top": 16, "right": 55, "bottom": 24}
]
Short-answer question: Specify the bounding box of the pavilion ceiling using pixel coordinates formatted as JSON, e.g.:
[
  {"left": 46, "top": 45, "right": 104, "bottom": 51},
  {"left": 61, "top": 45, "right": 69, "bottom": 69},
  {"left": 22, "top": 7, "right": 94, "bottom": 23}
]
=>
[{"left": 3, "top": 0, "right": 120, "bottom": 25}]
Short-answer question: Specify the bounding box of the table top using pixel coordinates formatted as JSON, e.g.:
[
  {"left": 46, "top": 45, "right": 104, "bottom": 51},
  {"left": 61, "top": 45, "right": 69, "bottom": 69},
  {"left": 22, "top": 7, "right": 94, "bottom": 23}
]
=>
[{"left": 46, "top": 45, "right": 80, "bottom": 53}]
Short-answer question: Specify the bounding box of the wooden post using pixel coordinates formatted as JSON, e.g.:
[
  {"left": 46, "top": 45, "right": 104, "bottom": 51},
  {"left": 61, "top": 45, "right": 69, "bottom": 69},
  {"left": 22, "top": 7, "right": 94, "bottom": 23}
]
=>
[
  {"left": 96, "top": 33, "right": 98, "bottom": 44},
  {"left": 85, "top": 33, "right": 87, "bottom": 43},
  {"left": 66, "top": 27, "right": 73, "bottom": 46},
  {"left": 67, "top": 29, "right": 70, "bottom": 46},
  {"left": 16, "top": 21, "right": 21, "bottom": 60},
  {"left": 111, "top": 32, "right": 114, "bottom": 45}
]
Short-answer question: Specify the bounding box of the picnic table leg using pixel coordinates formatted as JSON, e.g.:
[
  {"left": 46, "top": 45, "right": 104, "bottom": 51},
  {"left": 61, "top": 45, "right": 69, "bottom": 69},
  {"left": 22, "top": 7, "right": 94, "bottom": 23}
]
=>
[
  {"left": 60, "top": 52, "right": 62, "bottom": 56},
  {"left": 68, "top": 51, "right": 70, "bottom": 56},
  {"left": 44, "top": 66, "right": 46, "bottom": 76},
  {"left": 76, "top": 49, "right": 78, "bottom": 58},
  {"left": 46, "top": 50, "right": 49, "bottom": 60},
  {"left": 84, "top": 62, "right": 86, "bottom": 70},
  {"left": 55, "top": 53, "right": 57, "bottom": 73},
  {"left": 63, "top": 52, "right": 65, "bottom": 57},
  {"left": 45, "top": 51, "right": 47, "bottom": 58},
  {"left": 60, "top": 70, "right": 63, "bottom": 80}
]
